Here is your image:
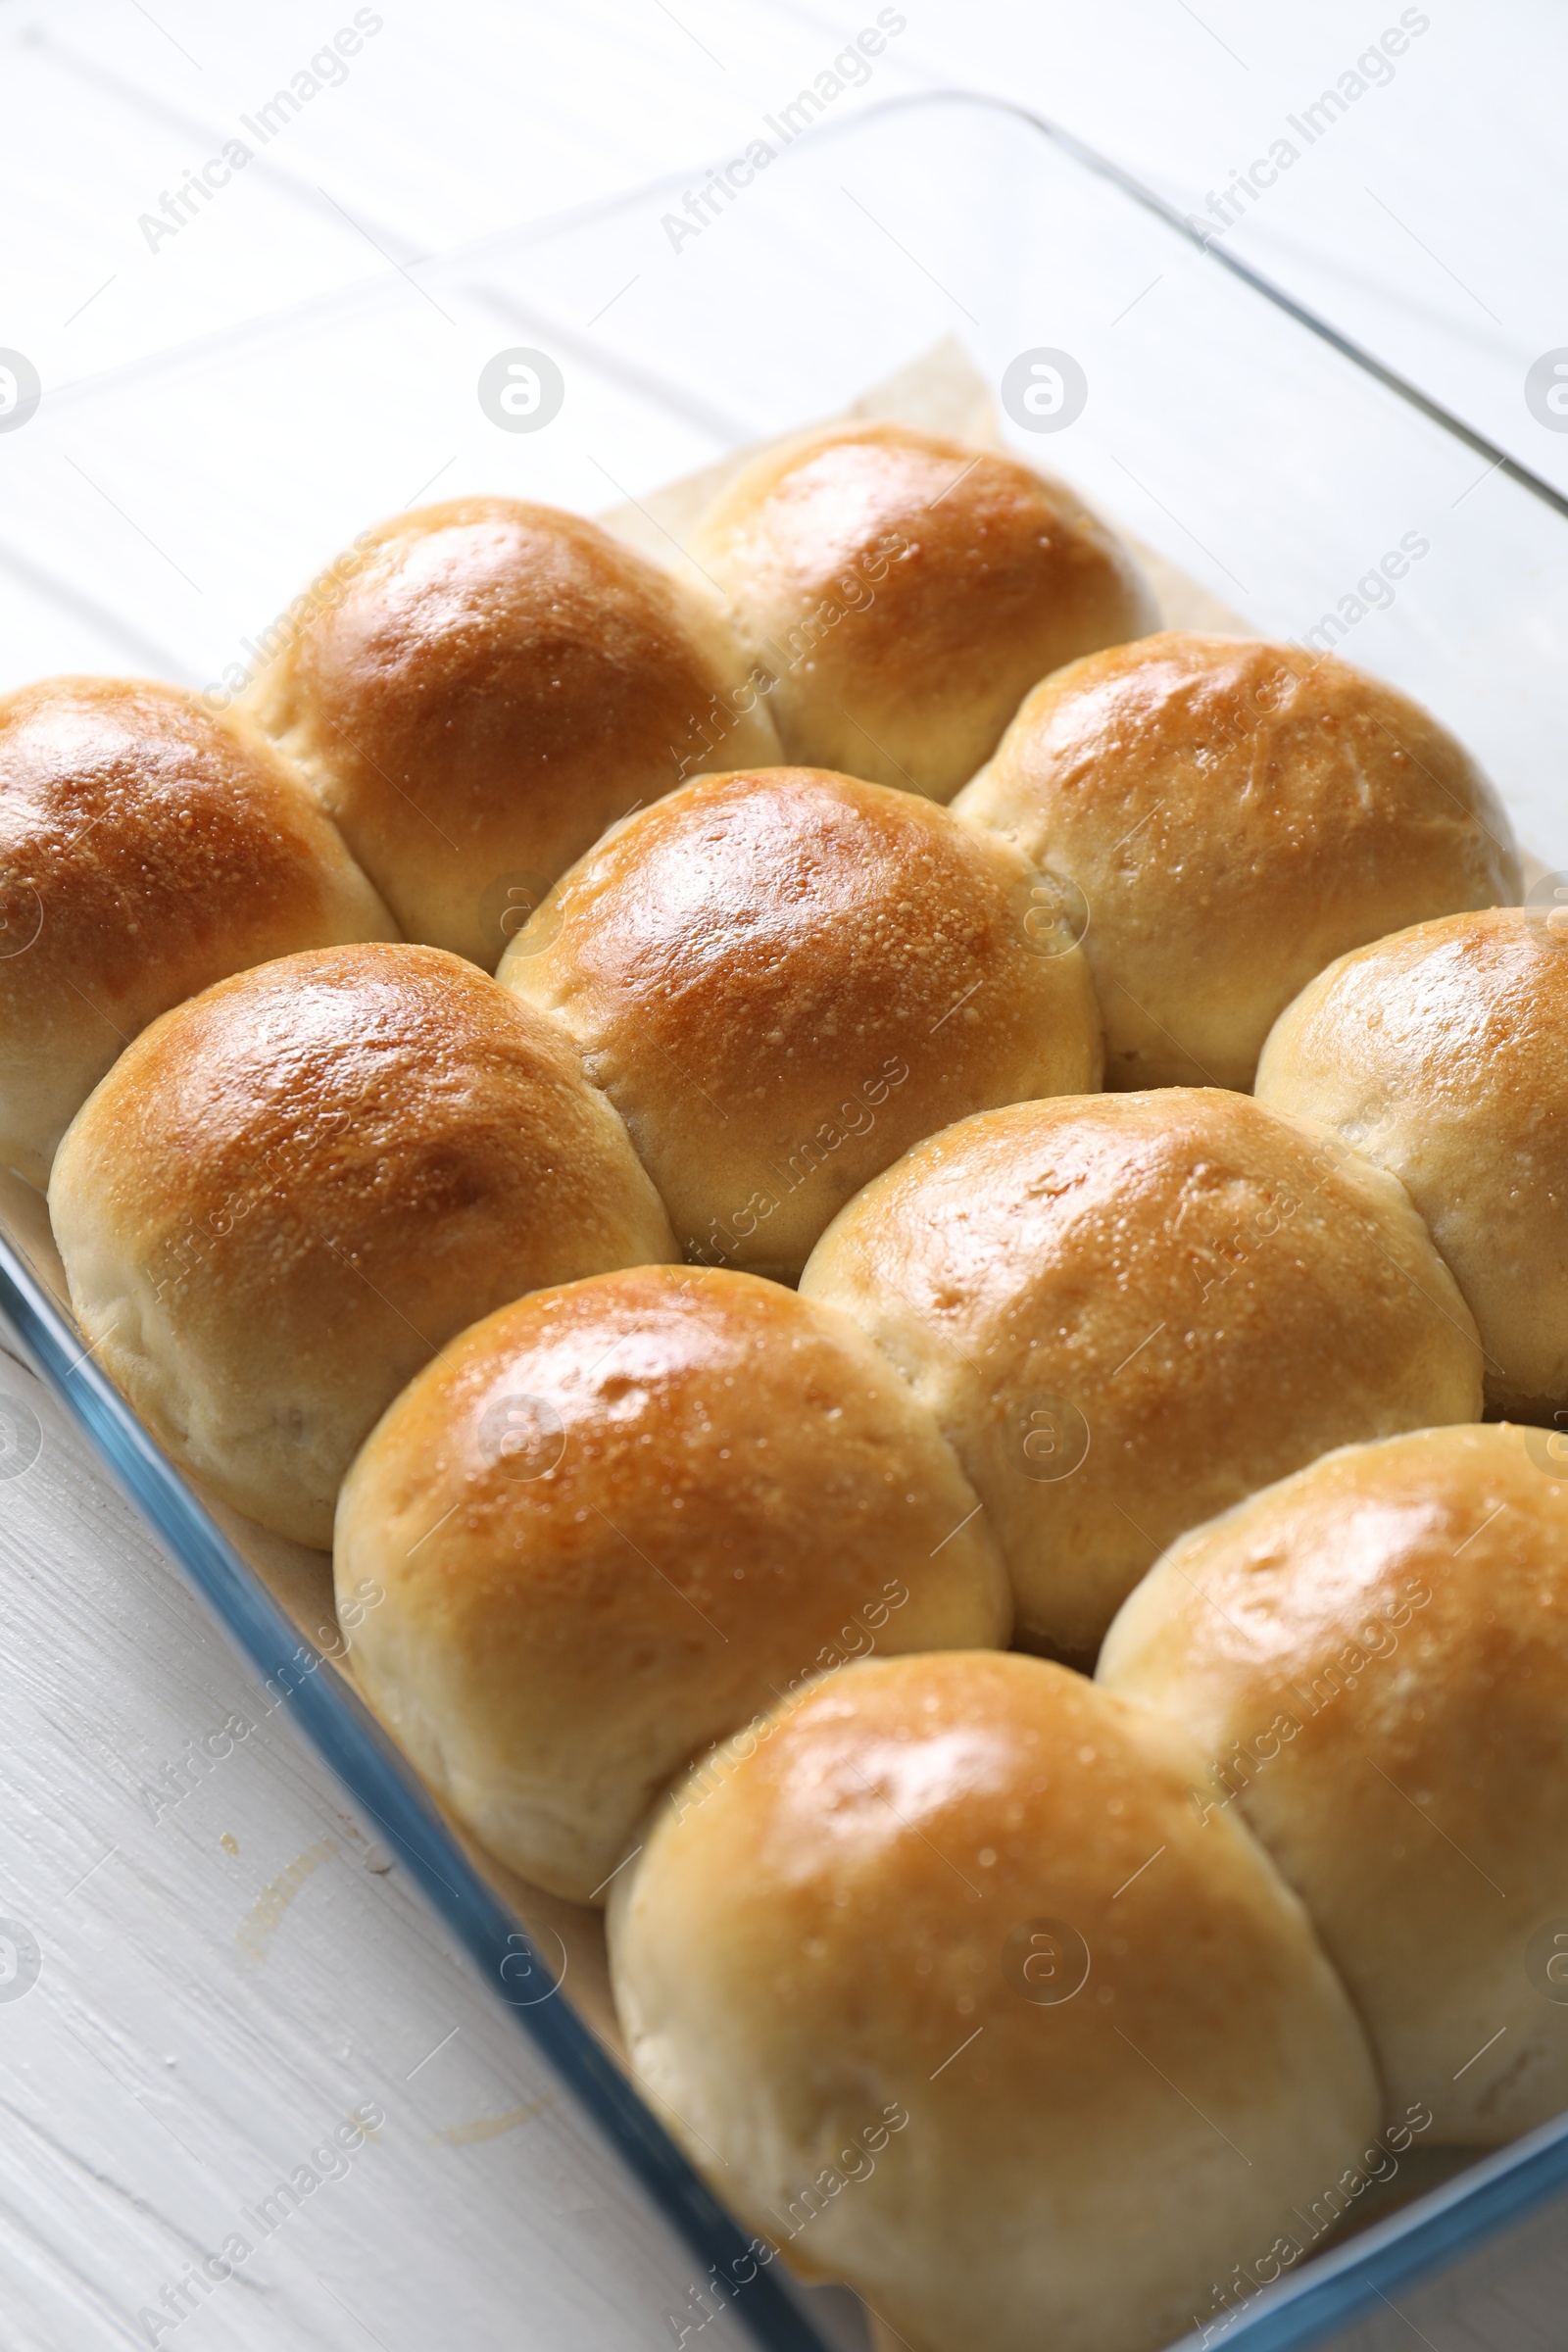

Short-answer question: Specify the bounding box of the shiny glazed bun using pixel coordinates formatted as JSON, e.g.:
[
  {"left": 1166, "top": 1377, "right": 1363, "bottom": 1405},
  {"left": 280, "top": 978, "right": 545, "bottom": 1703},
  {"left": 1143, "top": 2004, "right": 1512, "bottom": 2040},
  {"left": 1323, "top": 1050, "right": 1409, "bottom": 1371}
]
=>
[
  {"left": 336, "top": 1265, "right": 1010, "bottom": 1901},
  {"left": 799, "top": 1090, "right": 1482, "bottom": 1659},
  {"left": 244, "top": 498, "right": 780, "bottom": 968},
  {"left": 955, "top": 633, "right": 1519, "bottom": 1089},
  {"left": 610, "top": 1651, "right": 1378, "bottom": 2352},
  {"left": 1256, "top": 908, "right": 1568, "bottom": 1419},
  {"left": 0, "top": 675, "right": 396, "bottom": 1186},
  {"left": 500, "top": 767, "right": 1102, "bottom": 1282},
  {"left": 688, "top": 422, "right": 1154, "bottom": 801},
  {"left": 49, "top": 945, "right": 674, "bottom": 1544},
  {"left": 1101, "top": 1424, "right": 1568, "bottom": 2142}
]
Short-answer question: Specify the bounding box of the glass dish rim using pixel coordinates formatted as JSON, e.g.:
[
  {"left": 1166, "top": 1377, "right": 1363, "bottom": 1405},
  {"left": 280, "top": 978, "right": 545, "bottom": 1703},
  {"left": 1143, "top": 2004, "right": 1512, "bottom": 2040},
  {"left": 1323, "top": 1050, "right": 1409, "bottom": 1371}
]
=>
[{"left": 11, "top": 86, "right": 1568, "bottom": 2352}]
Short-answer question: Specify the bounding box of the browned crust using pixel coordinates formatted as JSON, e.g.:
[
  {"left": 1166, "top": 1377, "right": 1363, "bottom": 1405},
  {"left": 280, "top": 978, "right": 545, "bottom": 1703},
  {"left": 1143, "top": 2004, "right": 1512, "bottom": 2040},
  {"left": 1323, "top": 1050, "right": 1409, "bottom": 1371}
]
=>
[
  {"left": 502, "top": 766, "right": 1102, "bottom": 1277},
  {"left": 245, "top": 497, "right": 780, "bottom": 964},
  {"left": 691, "top": 422, "right": 1154, "bottom": 799}
]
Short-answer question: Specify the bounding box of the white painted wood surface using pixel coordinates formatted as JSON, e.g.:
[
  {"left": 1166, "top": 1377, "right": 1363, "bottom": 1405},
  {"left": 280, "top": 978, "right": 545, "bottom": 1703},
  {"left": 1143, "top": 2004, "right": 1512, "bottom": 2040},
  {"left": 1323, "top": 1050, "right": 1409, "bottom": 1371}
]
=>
[{"left": 2, "top": 6, "right": 1566, "bottom": 2347}]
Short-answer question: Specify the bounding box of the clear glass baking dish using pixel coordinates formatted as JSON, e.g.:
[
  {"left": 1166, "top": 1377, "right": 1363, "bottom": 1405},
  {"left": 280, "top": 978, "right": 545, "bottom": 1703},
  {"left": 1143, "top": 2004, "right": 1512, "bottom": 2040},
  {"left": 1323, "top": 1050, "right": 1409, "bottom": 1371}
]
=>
[{"left": 3, "top": 90, "right": 1568, "bottom": 2352}]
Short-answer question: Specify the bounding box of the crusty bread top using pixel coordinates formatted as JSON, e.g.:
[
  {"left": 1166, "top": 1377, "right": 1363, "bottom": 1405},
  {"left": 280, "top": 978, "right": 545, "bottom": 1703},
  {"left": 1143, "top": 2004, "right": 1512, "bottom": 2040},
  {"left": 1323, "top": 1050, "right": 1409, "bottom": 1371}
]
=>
[
  {"left": 0, "top": 674, "right": 394, "bottom": 1179},
  {"left": 1256, "top": 907, "right": 1568, "bottom": 1414},
  {"left": 336, "top": 1264, "right": 1009, "bottom": 1900},
  {"left": 690, "top": 421, "right": 1154, "bottom": 800},
  {"left": 800, "top": 1087, "right": 1482, "bottom": 1654},
  {"left": 245, "top": 496, "right": 779, "bottom": 965},
  {"left": 49, "top": 944, "right": 674, "bottom": 1543},
  {"left": 501, "top": 764, "right": 1102, "bottom": 1278},
  {"left": 1100, "top": 1422, "right": 1568, "bottom": 2139},
  {"left": 611, "top": 1649, "right": 1377, "bottom": 2352},
  {"left": 956, "top": 633, "right": 1519, "bottom": 1089}
]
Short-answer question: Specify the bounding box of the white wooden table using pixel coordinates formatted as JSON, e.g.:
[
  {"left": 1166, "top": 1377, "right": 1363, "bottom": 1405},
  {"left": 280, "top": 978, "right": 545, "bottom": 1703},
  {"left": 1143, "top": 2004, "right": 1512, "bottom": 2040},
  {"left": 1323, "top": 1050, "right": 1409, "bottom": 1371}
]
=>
[{"left": 1, "top": 6, "right": 1564, "bottom": 2345}]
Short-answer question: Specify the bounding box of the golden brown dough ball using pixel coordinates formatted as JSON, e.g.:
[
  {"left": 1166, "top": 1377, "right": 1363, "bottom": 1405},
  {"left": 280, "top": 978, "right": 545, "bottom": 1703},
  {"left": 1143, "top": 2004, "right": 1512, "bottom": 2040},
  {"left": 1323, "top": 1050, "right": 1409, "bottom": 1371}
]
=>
[
  {"left": 610, "top": 1651, "right": 1378, "bottom": 2352},
  {"left": 50, "top": 945, "right": 674, "bottom": 1544},
  {"left": 244, "top": 498, "right": 780, "bottom": 968},
  {"left": 1257, "top": 907, "right": 1568, "bottom": 1419},
  {"left": 500, "top": 766, "right": 1102, "bottom": 1281},
  {"left": 955, "top": 633, "right": 1519, "bottom": 1089},
  {"left": 800, "top": 1089, "right": 1482, "bottom": 1659},
  {"left": 0, "top": 675, "right": 395, "bottom": 1185},
  {"left": 336, "top": 1265, "right": 1009, "bottom": 1901},
  {"left": 689, "top": 421, "right": 1154, "bottom": 801},
  {"left": 1101, "top": 1424, "right": 1568, "bottom": 2143}
]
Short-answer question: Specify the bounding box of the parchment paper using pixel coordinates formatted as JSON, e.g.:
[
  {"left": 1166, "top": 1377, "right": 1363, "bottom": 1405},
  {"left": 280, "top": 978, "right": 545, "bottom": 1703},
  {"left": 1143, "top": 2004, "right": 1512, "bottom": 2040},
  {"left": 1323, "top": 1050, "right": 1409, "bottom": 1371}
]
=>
[{"left": 597, "top": 333, "right": 1251, "bottom": 639}]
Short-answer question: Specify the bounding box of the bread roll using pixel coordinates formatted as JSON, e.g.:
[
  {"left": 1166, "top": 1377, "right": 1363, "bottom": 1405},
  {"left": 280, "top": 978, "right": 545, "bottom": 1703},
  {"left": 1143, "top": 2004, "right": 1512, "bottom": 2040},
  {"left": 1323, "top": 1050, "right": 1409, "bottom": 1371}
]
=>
[
  {"left": 500, "top": 767, "right": 1102, "bottom": 1282},
  {"left": 1256, "top": 908, "right": 1568, "bottom": 1419},
  {"left": 688, "top": 421, "right": 1153, "bottom": 802},
  {"left": 1101, "top": 1424, "right": 1568, "bottom": 2142},
  {"left": 49, "top": 945, "right": 674, "bottom": 1544},
  {"left": 243, "top": 498, "right": 780, "bottom": 968},
  {"left": 0, "top": 675, "right": 396, "bottom": 1186},
  {"left": 955, "top": 633, "right": 1519, "bottom": 1090},
  {"left": 799, "top": 1090, "right": 1482, "bottom": 1659},
  {"left": 336, "top": 1265, "right": 1010, "bottom": 1901},
  {"left": 610, "top": 1651, "right": 1378, "bottom": 2352}
]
